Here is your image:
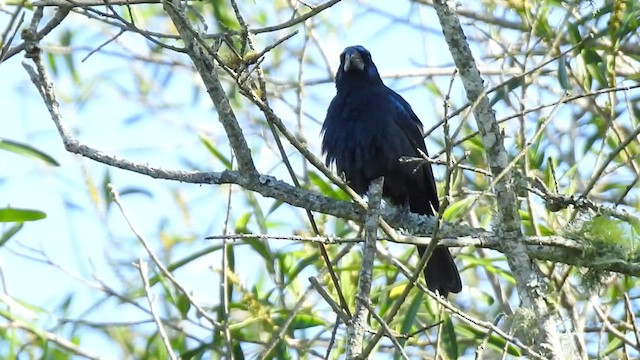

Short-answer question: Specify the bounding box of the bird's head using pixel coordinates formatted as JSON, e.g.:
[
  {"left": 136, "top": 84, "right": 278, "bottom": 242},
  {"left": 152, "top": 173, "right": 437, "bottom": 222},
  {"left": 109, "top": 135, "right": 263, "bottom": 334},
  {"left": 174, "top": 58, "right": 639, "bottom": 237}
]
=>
[{"left": 335, "top": 45, "right": 383, "bottom": 88}]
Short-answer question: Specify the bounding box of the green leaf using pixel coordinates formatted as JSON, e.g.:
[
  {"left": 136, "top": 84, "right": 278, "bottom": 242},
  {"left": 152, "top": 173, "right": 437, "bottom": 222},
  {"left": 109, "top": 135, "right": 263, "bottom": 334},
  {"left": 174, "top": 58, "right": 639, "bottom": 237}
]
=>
[
  {"left": 308, "top": 171, "right": 350, "bottom": 201},
  {"left": 102, "top": 170, "right": 113, "bottom": 211},
  {"left": 245, "top": 192, "right": 267, "bottom": 232},
  {"left": 232, "top": 342, "right": 245, "bottom": 360},
  {"left": 235, "top": 212, "right": 252, "bottom": 233},
  {"left": 442, "top": 197, "right": 476, "bottom": 221},
  {"left": 582, "top": 49, "right": 606, "bottom": 87},
  {"left": 0, "top": 222, "right": 23, "bottom": 247},
  {"left": 544, "top": 157, "right": 558, "bottom": 192},
  {"left": 441, "top": 316, "right": 459, "bottom": 360},
  {"left": 176, "top": 293, "right": 191, "bottom": 319},
  {"left": 575, "top": 51, "right": 592, "bottom": 91},
  {"left": 567, "top": 23, "right": 583, "bottom": 52},
  {"left": 120, "top": 187, "right": 154, "bottom": 198},
  {"left": 47, "top": 52, "right": 59, "bottom": 77},
  {"left": 227, "top": 241, "right": 235, "bottom": 273},
  {"left": 266, "top": 199, "right": 284, "bottom": 216},
  {"left": 209, "top": 0, "right": 240, "bottom": 30},
  {"left": 339, "top": 251, "right": 358, "bottom": 303},
  {"left": 278, "top": 312, "right": 325, "bottom": 330},
  {"left": 242, "top": 237, "right": 272, "bottom": 265},
  {"left": 457, "top": 324, "right": 522, "bottom": 356},
  {"left": 602, "top": 336, "right": 623, "bottom": 357},
  {"left": 558, "top": 55, "right": 571, "bottom": 90},
  {"left": 462, "top": 254, "right": 515, "bottom": 283},
  {"left": 181, "top": 342, "right": 211, "bottom": 359},
  {"left": 0, "top": 138, "right": 59, "bottom": 166},
  {"left": 388, "top": 283, "right": 408, "bottom": 299},
  {"left": 0, "top": 208, "right": 46, "bottom": 222},
  {"left": 393, "top": 291, "right": 422, "bottom": 360},
  {"left": 402, "top": 291, "right": 422, "bottom": 334},
  {"left": 283, "top": 253, "right": 318, "bottom": 286},
  {"left": 60, "top": 30, "right": 80, "bottom": 84},
  {"left": 489, "top": 88, "right": 507, "bottom": 107},
  {"left": 467, "top": 287, "right": 495, "bottom": 306},
  {"left": 489, "top": 77, "right": 523, "bottom": 106},
  {"left": 199, "top": 133, "right": 233, "bottom": 169}
]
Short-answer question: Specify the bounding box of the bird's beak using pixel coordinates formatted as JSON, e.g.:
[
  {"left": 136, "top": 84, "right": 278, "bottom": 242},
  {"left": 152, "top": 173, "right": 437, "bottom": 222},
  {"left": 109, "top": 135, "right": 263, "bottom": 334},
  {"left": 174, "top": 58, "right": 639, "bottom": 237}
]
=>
[{"left": 343, "top": 50, "right": 365, "bottom": 72}]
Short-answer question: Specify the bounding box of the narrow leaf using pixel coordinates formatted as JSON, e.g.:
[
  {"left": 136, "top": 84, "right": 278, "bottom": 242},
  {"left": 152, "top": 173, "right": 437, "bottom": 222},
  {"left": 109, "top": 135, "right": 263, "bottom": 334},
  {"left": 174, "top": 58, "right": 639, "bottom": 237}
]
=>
[
  {"left": 0, "top": 138, "right": 59, "bottom": 166},
  {"left": 441, "top": 316, "right": 459, "bottom": 359},
  {"left": 199, "top": 133, "right": 232, "bottom": 169},
  {"left": 0, "top": 222, "right": 23, "bottom": 247},
  {"left": 0, "top": 208, "right": 46, "bottom": 222}
]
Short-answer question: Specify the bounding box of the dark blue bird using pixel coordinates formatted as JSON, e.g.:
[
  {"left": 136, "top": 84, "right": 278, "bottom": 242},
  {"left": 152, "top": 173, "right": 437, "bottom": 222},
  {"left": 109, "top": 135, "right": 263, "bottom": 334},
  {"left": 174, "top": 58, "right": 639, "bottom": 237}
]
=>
[{"left": 322, "top": 45, "right": 462, "bottom": 296}]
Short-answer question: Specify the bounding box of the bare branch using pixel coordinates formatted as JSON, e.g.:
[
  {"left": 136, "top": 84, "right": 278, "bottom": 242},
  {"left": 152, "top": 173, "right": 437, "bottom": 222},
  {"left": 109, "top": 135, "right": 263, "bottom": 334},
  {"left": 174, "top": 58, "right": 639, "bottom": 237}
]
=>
[
  {"left": 432, "top": 1, "right": 562, "bottom": 356},
  {"left": 135, "top": 260, "right": 178, "bottom": 360},
  {"left": 362, "top": 298, "right": 410, "bottom": 360},
  {"left": 206, "top": 233, "right": 640, "bottom": 277},
  {"left": 109, "top": 184, "right": 223, "bottom": 331},
  {"left": 346, "top": 176, "right": 384, "bottom": 358},
  {"left": 163, "top": 0, "right": 256, "bottom": 173},
  {"left": 308, "top": 277, "right": 350, "bottom": 324},
  {"left": 2, "top": 5, "right": 71, "bottom": 63}
]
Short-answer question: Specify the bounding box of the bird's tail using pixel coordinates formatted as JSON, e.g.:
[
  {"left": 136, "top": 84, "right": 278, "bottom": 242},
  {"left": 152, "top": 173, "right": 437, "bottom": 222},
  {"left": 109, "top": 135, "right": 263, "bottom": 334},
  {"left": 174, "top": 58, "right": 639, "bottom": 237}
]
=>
[{"left": 417, "top": 245, "right": 462, "bottom": 297}]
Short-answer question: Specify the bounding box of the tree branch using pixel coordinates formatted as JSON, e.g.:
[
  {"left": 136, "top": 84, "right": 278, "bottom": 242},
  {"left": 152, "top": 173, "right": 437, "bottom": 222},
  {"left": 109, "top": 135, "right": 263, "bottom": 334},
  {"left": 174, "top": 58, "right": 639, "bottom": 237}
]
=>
[
  {"left": 206, "top": 233, "right": 640, "bottom": 277},
  {"left": 432, "top": 1, "right": 562, "bottom": 357},
  {"left": 346, "top": 177, "right": 384, "bottom": 358},
  {"left": 1, "top": 5, "right": 71, "bottom": 63},
  {"left": 163, "top": 0, "right": 256, "bottom": 174}
]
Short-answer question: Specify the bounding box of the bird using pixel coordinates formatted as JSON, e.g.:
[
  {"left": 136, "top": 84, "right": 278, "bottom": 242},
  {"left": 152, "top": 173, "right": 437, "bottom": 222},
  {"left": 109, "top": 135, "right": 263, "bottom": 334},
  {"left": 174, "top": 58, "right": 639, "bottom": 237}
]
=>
[{"left": 321, "top": 45, "right": 462, "bottom": 297}]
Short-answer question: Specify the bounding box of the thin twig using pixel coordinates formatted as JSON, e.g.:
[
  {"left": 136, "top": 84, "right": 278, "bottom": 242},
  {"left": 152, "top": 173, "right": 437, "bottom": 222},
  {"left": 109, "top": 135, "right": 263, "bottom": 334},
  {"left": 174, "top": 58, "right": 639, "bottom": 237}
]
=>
[
  {"left": 591, "top": 300, "right": 640, "bottom": 351},
  {"left": 0, "top": 1, "right": 26, "bottom": 63},
  {"left": 308, "top": 277, "right": 350, "bottom": 324},
  {"left": 220, "top": 155, "right": 235, "bottom": 360},
  {"left": 624, "top": 294, "right": 640, "bottom": 350},
  {"left": 250, "top": 0, "right": 343, "bottom": 34},
  {"left": 361, "top": 298, "right": 410, "bottom": 360},
  {"left": 204, "top": 232, "right": 640, "bottom": 277},
  {"left": 3, "top": 6, "right": 71, "bottom": 62},
  {"left": 80, "top": 28, "right": 125, "bottom": 62},
  {"left": 135, "top": 260, "right": 178, "bottom": 360},
  {"left": 257, "top": 245, "right": 355, "bottom": 358},
  {"left": 109, "top": 184, "right": 223, "bottom": 330}
]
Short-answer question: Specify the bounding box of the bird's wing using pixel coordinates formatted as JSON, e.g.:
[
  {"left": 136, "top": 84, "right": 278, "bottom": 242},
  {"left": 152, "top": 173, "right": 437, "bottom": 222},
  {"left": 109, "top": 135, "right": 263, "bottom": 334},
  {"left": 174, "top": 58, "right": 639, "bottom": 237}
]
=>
[
  {"left": 387, "top": 88, "right": 440, "bottom": 213},
  {"left": 387, "top": 89, "right": 428, "bottom": 152}
]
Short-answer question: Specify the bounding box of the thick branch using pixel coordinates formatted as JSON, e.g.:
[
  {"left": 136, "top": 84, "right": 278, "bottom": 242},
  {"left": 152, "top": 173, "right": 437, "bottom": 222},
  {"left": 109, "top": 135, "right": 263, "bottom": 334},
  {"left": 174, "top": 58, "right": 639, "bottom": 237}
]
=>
[
  {"left": 432, "top": 1, "right": 562, "bottom": 357},
  {"left": 207, "top": 233, "right": 640, "bottom": 277},
  {"left": 346, "top": 177, "right": 384, "bottom": 358},
  {"left": 163, "top": 0, "right": 256, "bottom": 174}
]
